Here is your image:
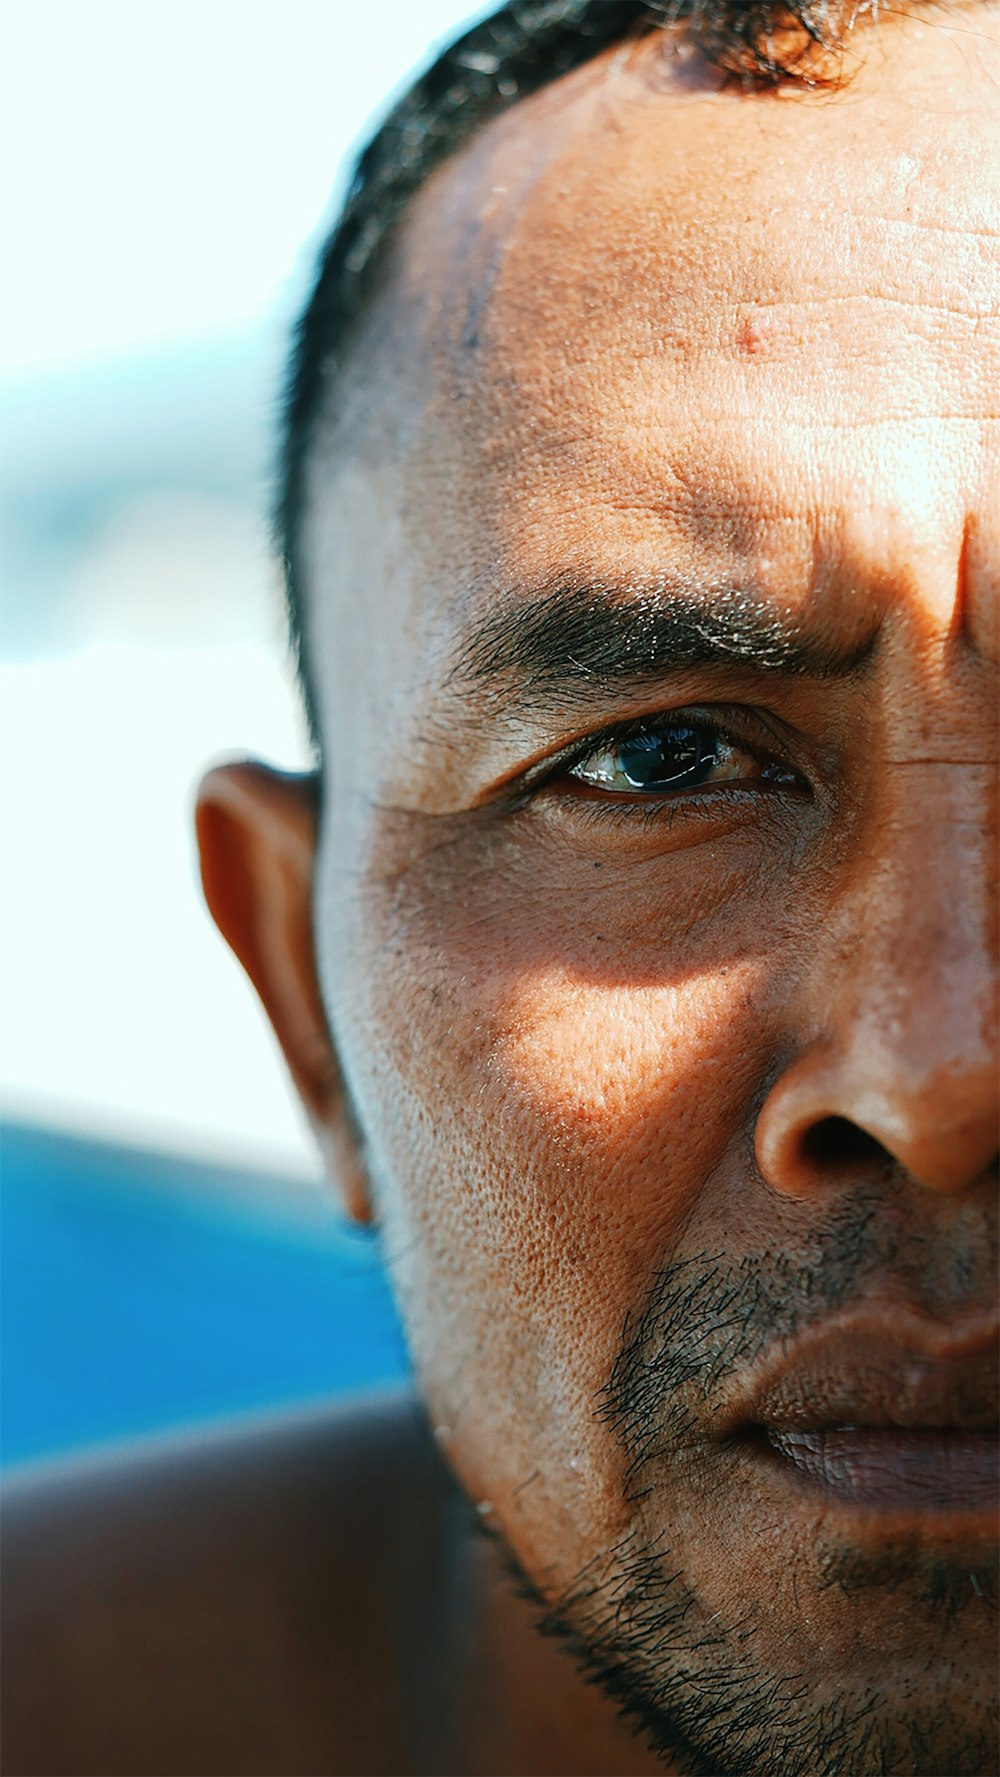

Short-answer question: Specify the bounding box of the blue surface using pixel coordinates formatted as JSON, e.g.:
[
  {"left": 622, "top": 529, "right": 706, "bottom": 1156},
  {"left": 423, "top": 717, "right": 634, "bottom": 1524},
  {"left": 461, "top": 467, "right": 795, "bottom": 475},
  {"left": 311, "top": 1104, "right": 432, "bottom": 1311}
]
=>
[{"left": 1, "top": 1121, "right": 409, "bottom": 1465}]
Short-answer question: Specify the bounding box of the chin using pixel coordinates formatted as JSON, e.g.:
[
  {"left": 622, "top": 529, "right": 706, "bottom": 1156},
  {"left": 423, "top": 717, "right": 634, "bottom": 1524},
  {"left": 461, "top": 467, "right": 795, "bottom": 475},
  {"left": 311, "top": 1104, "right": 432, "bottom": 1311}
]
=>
[
  {"left": 548, "top": 1554, "right": 998, "bottom": 1777},
  {"left": 530, "top": 1463, "right": 998, "bottom": 1777}
]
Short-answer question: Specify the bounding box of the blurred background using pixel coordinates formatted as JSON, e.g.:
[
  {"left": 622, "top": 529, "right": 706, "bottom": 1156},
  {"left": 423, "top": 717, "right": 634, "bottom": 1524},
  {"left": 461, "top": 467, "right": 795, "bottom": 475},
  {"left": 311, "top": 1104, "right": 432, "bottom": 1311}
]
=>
[{"left": 2, "top": 0, "right": 491, "bottom": 1466}]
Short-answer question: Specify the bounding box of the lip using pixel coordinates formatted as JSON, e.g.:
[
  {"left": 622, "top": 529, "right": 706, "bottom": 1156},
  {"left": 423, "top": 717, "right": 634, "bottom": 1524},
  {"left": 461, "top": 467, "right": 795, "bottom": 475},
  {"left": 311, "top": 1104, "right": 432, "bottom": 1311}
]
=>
[
  {"left": 758, "top": 1425, "right": 998, "bottom": 1511},
  {"left": 715, "top": 1307, "right": 999, "bottom": 1519}
]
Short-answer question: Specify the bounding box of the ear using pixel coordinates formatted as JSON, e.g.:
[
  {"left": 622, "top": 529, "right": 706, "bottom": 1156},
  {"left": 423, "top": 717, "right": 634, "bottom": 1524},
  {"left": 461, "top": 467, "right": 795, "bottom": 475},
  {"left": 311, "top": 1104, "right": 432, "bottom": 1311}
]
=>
[{"left": 195, "top": 761, "right": 373, "bottom": 1224}]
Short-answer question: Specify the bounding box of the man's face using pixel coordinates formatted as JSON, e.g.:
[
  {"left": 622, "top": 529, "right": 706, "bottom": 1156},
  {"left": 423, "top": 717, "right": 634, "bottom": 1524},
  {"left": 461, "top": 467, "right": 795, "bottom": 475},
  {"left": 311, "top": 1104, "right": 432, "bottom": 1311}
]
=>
[{"left": 280, "top": 12, "right": 997, "bottom": 1772}]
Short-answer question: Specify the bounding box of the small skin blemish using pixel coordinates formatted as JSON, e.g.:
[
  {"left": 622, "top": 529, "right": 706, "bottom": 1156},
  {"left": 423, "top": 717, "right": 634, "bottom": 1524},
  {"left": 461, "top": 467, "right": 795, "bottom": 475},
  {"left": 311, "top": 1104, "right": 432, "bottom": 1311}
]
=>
[{"left": 734, "top": 309, "right": 769, "bottom": 357}]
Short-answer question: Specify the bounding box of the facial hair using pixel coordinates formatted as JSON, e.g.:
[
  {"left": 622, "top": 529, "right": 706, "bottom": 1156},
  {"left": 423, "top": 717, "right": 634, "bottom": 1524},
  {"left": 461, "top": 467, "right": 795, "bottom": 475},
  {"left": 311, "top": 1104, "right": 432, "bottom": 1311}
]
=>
[{"left": 500, "top": 1179, "right": 998, "bottom": 1776}]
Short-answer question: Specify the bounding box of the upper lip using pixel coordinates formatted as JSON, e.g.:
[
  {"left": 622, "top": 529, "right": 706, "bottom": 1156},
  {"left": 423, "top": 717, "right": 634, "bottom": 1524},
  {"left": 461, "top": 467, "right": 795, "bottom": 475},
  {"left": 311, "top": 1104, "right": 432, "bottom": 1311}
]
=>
[{"left": 713, "top": 1307, "right": 999, "bottom": 1438}]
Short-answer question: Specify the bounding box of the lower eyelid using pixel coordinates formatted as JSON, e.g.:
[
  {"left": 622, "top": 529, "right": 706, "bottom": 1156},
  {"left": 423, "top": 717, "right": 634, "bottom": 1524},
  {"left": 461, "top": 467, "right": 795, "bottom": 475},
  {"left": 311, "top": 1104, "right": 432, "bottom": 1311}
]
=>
[
  {"left": 548, "top": 761, "right": 806, "bottom": 812},
  {"left": 534, "top": 786, "right": 768, "bottom": 837},
  {"left": 558, "top": 778, "right": 761, "bottom": 807}
]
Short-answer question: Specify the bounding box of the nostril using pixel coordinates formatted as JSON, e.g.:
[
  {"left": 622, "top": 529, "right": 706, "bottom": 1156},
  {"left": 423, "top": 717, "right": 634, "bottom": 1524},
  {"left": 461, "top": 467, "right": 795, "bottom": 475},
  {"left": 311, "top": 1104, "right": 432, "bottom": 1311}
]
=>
[{"left": 800, "top": 1116, "right": 891, "bottom": 1174}]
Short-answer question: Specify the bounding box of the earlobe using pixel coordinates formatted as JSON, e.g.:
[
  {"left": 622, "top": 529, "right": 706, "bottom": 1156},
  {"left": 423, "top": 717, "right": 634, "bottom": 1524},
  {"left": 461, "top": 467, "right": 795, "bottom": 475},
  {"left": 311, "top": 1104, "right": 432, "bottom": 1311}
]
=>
[{"left": 194, "top": 761, "right": 373, "bottom": 1224}]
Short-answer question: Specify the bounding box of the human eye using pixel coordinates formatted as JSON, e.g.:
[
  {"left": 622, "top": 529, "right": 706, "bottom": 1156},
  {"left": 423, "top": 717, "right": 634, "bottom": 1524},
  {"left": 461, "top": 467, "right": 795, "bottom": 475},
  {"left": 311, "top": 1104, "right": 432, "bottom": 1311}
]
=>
[{"left": 550, "top": 708, "right": 804, "bottom": 805}]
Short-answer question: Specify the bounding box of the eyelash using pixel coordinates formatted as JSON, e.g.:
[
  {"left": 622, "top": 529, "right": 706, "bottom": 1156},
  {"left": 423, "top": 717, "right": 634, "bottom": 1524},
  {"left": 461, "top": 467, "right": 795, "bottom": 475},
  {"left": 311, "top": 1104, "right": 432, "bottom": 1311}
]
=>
[{"left": 516, "top": 705, "right": 807, "bottom": 814}]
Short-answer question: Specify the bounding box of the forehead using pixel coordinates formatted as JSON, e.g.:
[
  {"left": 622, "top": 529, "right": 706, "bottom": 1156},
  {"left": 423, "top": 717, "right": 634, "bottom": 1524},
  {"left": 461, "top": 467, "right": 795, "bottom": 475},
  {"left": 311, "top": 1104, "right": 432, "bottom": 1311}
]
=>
[{"left": 303, "top": 15, "right": 999, "bottom": 762}]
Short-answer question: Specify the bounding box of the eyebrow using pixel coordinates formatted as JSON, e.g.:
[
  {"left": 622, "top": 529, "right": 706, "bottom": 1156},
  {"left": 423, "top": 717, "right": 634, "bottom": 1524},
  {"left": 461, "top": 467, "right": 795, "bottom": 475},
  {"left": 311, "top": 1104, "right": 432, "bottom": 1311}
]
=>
[{"left": 449, "top": 578, "right": 875, "bottom": 711}]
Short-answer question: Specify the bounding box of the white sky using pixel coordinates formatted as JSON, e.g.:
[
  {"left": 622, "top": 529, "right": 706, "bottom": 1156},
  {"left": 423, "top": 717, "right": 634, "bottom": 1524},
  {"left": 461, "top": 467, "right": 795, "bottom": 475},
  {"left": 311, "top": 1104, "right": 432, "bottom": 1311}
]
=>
[
  {"left": 2, "top": 0, "right": 494, "bottom": 1172},
  {"left": 2, "top": 0, "right": 492, "bottom": 381}
]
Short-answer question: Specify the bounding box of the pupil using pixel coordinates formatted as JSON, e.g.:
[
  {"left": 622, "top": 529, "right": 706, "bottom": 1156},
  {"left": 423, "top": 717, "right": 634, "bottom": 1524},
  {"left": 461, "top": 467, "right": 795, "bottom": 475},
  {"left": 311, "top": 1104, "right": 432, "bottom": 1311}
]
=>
[{"left": 618, "top": 726, "right": 714, "bottom": 789}]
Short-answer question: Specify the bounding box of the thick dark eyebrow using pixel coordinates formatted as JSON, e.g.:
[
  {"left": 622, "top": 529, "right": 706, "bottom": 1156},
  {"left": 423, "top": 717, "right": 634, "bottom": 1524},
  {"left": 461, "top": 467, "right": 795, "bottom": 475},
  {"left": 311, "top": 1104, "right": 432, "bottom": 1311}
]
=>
[{"left": 449, "top": 579, "right": 875, "bottom": 711}]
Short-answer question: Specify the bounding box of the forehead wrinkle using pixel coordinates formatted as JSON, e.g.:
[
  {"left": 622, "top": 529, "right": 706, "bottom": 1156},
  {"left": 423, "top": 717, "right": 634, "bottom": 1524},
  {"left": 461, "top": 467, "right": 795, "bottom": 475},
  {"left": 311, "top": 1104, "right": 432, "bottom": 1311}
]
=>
[
  {"left": 311, "top": 14, "right": 998, "bottom": 513},
  {"left": 372, "top": 98, "right": 997, "bottom": 612},
  {"left": 417, "top": 33, "right": 999, "bottom": 423},
  {"left": 303, "top": 11, "right": 997, "bottom": 785}
]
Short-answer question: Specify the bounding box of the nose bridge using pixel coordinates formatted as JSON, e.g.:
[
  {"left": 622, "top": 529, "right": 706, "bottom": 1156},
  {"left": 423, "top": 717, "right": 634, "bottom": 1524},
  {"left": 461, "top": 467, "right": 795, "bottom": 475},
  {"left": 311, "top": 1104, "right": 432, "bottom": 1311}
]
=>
[
  {"left": 839, "top": 762, "right": 997, "bottom": 1087},
  {"left": 757, "top": 758, "right": 998, "bottom": 1199}
]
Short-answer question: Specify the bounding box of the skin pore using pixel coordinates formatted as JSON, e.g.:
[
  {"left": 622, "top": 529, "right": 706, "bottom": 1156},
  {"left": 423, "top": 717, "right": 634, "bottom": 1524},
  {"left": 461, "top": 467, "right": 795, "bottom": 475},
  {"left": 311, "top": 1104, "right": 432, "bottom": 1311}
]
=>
[{"left": 197, "top": 9, "right": 999, "bottom": 1775}]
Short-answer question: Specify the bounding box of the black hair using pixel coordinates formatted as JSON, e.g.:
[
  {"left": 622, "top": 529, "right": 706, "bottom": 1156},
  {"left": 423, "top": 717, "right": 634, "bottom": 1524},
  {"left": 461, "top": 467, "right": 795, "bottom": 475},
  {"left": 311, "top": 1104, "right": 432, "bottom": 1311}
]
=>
[{"left": 276, "top": 0, "right": 883, "bottom": 749}]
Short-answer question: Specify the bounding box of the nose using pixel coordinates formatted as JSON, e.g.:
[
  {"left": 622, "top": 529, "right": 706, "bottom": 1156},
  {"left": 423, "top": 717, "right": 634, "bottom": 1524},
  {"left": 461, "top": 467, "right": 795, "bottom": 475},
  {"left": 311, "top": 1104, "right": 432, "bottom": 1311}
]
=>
[
  {"left": 755, "top": 1047, "right": 998, "bottom": 1198},
  {"left": 755, "top": 768, "right": 998, "bottom": 1200}
]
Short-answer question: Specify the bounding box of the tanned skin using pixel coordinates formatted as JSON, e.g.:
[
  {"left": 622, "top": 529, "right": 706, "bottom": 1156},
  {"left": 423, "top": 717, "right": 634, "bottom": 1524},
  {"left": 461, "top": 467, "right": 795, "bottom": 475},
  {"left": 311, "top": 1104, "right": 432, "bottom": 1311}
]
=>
[{"left": 4, "top": 10, "right": 998, "bottom": 1775}]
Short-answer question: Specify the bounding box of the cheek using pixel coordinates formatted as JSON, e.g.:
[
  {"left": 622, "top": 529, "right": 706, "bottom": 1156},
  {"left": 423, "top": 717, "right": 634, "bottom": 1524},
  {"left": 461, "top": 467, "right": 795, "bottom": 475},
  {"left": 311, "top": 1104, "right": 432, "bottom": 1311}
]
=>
[
  {"left": 348, "top": 816, "right": 789, "bottom": 1260},
  {"left": 326, "top": 826, "right": 782, "bottom": 1560},
  {"left": 481, "top": 963, "right": 767, "bottom": 1275}
]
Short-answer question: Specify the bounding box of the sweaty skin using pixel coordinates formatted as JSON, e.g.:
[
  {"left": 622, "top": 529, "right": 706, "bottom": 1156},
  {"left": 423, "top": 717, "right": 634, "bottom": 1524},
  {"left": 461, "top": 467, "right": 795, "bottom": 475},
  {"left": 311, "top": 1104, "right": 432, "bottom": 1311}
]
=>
[{"left": 5, "top": 10, "right": 998, "bottom": 1777}]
